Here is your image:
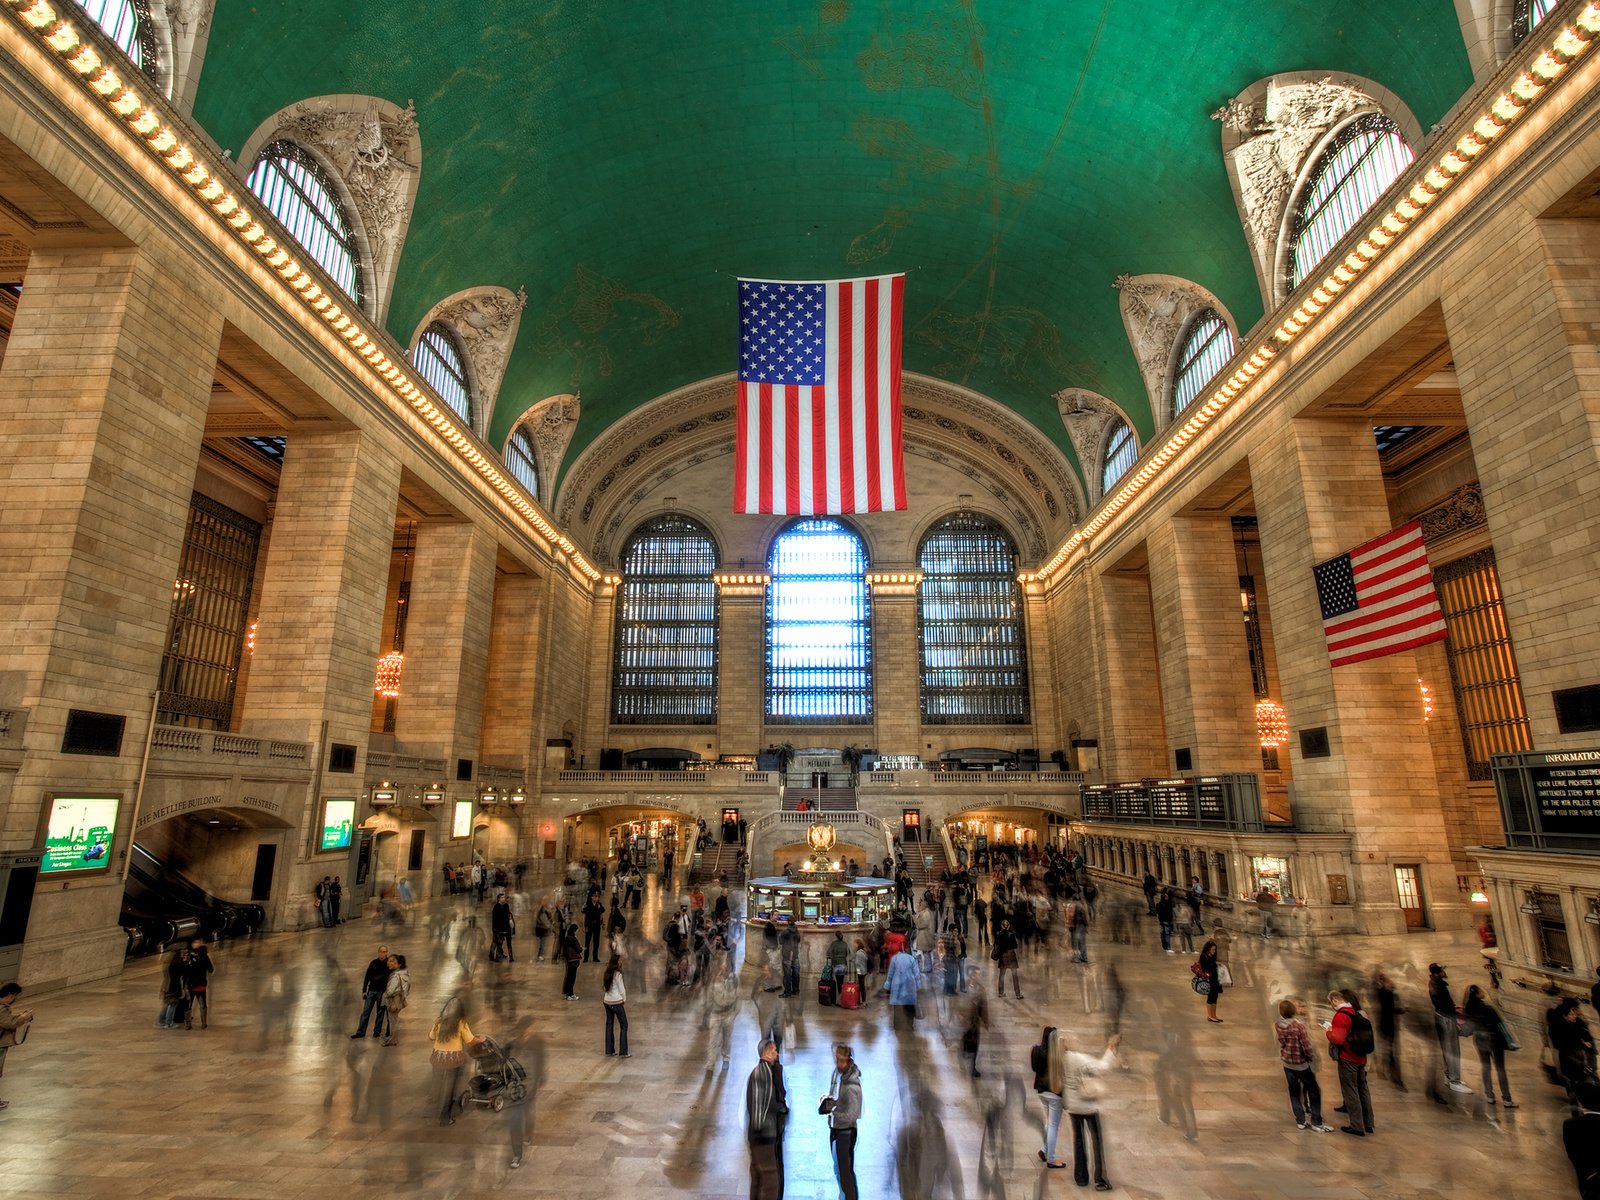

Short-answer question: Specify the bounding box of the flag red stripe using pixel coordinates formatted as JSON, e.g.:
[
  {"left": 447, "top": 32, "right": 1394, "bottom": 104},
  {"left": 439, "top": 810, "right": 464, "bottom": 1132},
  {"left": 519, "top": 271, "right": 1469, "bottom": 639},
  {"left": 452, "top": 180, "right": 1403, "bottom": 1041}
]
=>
[
  {"left": 836, "top": 281, "right": 854, "bottom": 514},
  {"left": 758, "top": 383, "right": 772, "bottom": 514},
  {"left": 1326, "top": 606, "right": 1448, "bottom": 653},
  {"left": 782, "top": 384, "right": 798, "bottom": 513},
  {"left": 1353, "top": 553, "right": 1431, "bottom": 594},
  {"left": 1330, "top": 625, "right": 1448, "bottom": 666},
  {"left": 1325, "top": 578, "right": 1439, "bottom": 635},
  {"left": 1348, "top": 520, "right": 1422, "bottom": 565},
  {"left": 887, "top": 274, "right": 905, "bottom": 508},
  {"left": 863, "top": 279, "right": 881, "bottom": 510}
]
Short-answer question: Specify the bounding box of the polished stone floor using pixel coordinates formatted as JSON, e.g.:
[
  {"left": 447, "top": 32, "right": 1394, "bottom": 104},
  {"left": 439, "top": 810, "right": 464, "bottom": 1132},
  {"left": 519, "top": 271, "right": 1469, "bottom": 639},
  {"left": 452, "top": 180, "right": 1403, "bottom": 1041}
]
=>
[{"left": 0, "top": 874, "right": 1578, "bottom": 1199}]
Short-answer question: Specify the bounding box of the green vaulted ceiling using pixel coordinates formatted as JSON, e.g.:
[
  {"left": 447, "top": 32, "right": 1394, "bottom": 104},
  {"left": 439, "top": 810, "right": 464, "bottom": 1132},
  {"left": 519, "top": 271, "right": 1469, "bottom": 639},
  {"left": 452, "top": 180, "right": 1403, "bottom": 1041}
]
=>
[{"left": 192, "top": 1, "right": 1473, "bottom": 490}]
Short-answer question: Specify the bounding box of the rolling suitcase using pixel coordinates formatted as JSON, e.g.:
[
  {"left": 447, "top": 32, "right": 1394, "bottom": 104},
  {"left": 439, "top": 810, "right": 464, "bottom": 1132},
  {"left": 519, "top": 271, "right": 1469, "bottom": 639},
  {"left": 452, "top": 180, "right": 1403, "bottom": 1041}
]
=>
[
  {"left": 818, "top": 978, "right": 835, "bottom": 1006},
  {"left": 838, "top": 980, "right": 862, "bottom": 1010}
]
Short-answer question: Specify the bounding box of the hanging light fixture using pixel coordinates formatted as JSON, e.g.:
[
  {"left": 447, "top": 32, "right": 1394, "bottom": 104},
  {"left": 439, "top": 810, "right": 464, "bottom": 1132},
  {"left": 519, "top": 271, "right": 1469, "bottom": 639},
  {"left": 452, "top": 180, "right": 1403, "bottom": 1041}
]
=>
[
  {"left": 1419, "top": 677, "right": 1434, "bottom": 721},
  {"left": 1256, "top": 698, "right": 1289, "bottom": 749},
  {"left": 373, "top": 522, "right": 415, "bottom": 705}
]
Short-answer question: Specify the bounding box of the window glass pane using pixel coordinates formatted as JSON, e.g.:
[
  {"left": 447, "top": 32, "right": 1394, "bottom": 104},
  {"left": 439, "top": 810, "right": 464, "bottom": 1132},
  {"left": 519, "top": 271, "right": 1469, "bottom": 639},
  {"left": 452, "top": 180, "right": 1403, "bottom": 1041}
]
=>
[
  {"left": 1102, "top": 420, "right": 1137, "bottom": 494},
  {"left": 1290, "top": 114, "right": 1414, "bottom": 288},
  {"left": 411, "top": 324, "right": 472, "bottom": 424},
  {"left": 246, "top": 141, "right": 362, "bottom": 302},
  {"left": 75, "top": 0, "right": 157, "bottom": 74},
  {"left": 1172, "top": 310, "right": 1235, "bottom": 416},
  {"left": 612, "top": 516, "right": 719, "bottom": 725},
  {"left": 918, "top": 513, "right": 1029, "bottom": 724},
  {"left": 1515, "top": 0, "right": 1560, "bottom": 42},
  {"left": 502, "top": 428, "right": 540, "bottom": 498},
  {"left": 1434, "top": 549, "right": 1533, "bottom": 780},
  {"left": 766, "top": 518, "right": 871, "bottom": 723}
]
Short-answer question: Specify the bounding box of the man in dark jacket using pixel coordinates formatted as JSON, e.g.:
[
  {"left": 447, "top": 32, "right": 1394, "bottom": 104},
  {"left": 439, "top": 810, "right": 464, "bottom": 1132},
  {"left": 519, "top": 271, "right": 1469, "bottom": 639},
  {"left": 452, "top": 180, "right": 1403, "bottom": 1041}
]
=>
[
  {"left": 181, "top": 937, "right": 215, "bottom": 1029},
  {"left": 490, "top": 893, "right": 516, "bottom": 962},
  {"left": 1142, "top": 872, "right": 1159, "bottom": 915},
  {"left": 582, "top": 891, "right": 606, "bottom": 962},
  {"left": 745, "top": 1039, "right": 788, "bottom": 1200},
  {"left": 351, "top": 943, "right": 391, "bottom": 1038},
  {"left": 1566, "top": 1080, "right": 1600, "bottom": 1200}
]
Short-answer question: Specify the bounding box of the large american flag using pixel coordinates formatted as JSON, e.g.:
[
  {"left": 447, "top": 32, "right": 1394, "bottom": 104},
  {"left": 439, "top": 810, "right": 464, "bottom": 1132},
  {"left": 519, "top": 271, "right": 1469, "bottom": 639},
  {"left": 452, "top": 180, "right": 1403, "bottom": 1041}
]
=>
[
  {"left": 1313, "top": 519, "right": 1448, "bottom": 668},
  {"left": 735, "top": 274, "right": 906, "bottom": 514}
]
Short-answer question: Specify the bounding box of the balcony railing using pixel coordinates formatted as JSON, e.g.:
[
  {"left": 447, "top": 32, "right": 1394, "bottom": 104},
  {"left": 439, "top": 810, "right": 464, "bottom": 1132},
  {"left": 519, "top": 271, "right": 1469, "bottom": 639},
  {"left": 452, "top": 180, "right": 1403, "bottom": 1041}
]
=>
[{"left": 151, "top": 725, "right": 310, "bottom": 766}]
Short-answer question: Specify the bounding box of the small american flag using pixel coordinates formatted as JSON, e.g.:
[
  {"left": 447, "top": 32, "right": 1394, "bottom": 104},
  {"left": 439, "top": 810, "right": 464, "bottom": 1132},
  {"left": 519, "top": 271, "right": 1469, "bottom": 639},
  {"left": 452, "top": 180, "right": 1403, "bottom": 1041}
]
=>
[
  {"left": 1313, "top": 519, "right": 1447, "bottom": 668},
  {"left": 735, "top": 275, "right": 906, "bottom": 514}
]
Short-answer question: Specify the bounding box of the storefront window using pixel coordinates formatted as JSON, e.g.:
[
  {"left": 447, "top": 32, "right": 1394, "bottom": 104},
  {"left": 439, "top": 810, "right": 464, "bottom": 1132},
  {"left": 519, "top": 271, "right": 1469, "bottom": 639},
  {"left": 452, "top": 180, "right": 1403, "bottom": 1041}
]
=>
[{"left": 1251, "top": 855, "right": 1290, "bottom": 900}]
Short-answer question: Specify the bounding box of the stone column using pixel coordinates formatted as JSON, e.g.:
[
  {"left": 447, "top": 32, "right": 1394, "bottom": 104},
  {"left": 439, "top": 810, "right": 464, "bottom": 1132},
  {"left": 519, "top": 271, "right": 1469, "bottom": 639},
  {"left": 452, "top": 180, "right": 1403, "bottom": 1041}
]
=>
[
  {"left": 1020, "top": 578, "right": 1060, "bottom": 757},
  {"left": 578, "top": 581, "right": 617, "bottom": 765},
  {"left": 241, "top": 429, "right": 400, "bottom": 753},
  {"left": 1443, "top": 220, "right": 1600, "bottom": 745},
  {"left": 392, "top": 523, "right": 498, "bottom": 763},
  {"left": 480, "top": 571, "right": 544, "bottom": 768},
  {"left": 0, "top": 247, "right": 221, "bottom": 985},
  {"left": 714, "top": 574, "right": 768, "bottom": 755},
  {"left": 1147, "top": 516, "right": 1260, "bottom": 774},
  {"left": 868, "top": 573, "right": 921, "bottom": 755},
  {"left": 1091, "top": 569, "right": 1168, "bottom": 780},
  {"left": 1251, "top": 419, "right": 1461, "bottom": 933}
]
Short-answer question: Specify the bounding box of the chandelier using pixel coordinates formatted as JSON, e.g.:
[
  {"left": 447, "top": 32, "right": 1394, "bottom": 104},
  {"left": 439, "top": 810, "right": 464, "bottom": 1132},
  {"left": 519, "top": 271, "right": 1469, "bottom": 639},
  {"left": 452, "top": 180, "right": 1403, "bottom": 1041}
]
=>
[
  {"left": 374, "top": 650, "right": 405, "bottom": 699},
  {"left": 1255, "top": 698, "right": 1289, "bottom": 749}
]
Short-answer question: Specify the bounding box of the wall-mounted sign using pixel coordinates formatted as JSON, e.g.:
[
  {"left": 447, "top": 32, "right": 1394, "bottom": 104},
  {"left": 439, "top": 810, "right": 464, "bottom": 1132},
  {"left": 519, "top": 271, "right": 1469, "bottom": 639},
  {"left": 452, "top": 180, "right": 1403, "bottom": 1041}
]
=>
[
  {"left": 422, "top": 789, "right": 445, "bottom": 806},
  {"left": 370, "top": 787, "right": 397, "bottom": 807},
  {"left": 319, "top": 799, "right": 355, "bottom": 851},
  {"left": 452, "top": 800, "right": 474, "bottom": 839},
  {"left": 40, "top": 795, "right": 120, "bottom": 875}
]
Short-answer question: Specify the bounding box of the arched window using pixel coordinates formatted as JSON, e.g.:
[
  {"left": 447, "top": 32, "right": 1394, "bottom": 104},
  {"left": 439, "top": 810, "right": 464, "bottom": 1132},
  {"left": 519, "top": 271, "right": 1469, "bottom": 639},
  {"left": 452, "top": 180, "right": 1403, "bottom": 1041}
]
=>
[
  {"left": 75, "top": 0, "right": 159, "bottom": 77},
  {"left": 502, "top": 426, "right": 540, "bottom": 499},
  {"left": 611, "top": 515, "right": 719, "bottom": 725},
  {"left": 1171, "top": 310, "right": 1235, "bottom": 416},
  {"left": 766, "top": 518, "right": 871, "bottom": 723},
  {"left": 245, "top": 141, "right": 363, "bottom": 302},
  {"left": 1289, "top": 113, "right": 1413, "bottom": 288},
  {"left": 918, "top": 513, "right": 1029, "bottom": 724},
  {"left": 411, "top": 323, "right": 472, "bottom": 424},
  {"left": 1513, "top": 0, "right": 1560, "bottom": 43},
  {"left": 1102, "top": 419, "right": 1137, "bottom": 495}
]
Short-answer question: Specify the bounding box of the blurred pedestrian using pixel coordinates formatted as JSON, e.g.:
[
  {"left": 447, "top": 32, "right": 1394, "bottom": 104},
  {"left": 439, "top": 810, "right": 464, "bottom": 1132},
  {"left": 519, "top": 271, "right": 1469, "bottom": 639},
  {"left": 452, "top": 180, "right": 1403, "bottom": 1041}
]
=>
[
  {"left": 821, "top": 1042, "right": 861, "bottom": 1200},
  {"left": 380, "top": 952, "right": 409, "bottom": 1046},
  {"left": 1463, "top": 984, "right": 1517, "bottom": 1108},
  {"left": 1372, "top": 968, "right": 1406, "bottom": 1088},
  {"left": 0, "top": 982, "right": 35, "bottom": 1110},
  {"left": 1565, "top": 1080, "right": 1600, "bottom": 1199},
  {"left": 1060, "top": 1029, "right": 1121, "bottom": 1190},
  {"left": 560, "top": 922, "right": 583, "bottom": 1001},
  {"left": 533, "top": 898, "right": 554, "bottom": 961},
  {"left": 1199, "top": 939, "right": 1223, "bottom": 1023},
  {"left": 887, "top": 944, "right": 921, "bottom": 1033},
  {"left": 429, "top": 982, "right": 485, "bottom": 1125},
  {"left": 1427, "top": 963, "right": 1472, "bottom": 1094},
  {"left": 602, "top": 953, "right": 630, "bottom": 1057},
  {"left": 746, "top": 1039, "right": 787, "bottom": 1200},
  {"left": 1033, "top": 1025, "right": 1065, "bottom": 1169},
  {"left": 993, "top": 919, "right": 1022, "bottom": 1000},
  {"left": 1276, "top": 998, "right": 1332, "bottom": 1131}
]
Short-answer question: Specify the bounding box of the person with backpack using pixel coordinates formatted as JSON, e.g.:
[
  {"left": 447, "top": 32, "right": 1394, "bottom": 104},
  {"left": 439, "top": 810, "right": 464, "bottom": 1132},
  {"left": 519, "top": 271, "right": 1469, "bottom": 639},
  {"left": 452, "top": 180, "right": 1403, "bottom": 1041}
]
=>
[
  {"left": 1325, "top": 989, "right": 1376, "bottom": 1136},
  {"left": 1032, "top": 1026, "right": 1066, "bottom": 1169}
]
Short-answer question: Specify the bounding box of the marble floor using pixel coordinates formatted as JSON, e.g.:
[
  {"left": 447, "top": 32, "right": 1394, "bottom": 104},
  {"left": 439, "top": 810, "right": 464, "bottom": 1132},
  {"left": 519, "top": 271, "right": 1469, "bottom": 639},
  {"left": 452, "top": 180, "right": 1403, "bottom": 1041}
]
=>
[{"left": 0, "top": 876, "right": 1578, "bottom": 1200}]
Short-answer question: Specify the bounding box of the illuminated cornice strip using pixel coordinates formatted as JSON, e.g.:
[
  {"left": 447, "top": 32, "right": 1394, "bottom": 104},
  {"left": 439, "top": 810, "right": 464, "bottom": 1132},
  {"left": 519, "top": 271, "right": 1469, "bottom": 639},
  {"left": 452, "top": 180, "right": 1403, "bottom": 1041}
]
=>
[
  {"left": 2, "top": 0, "right": 601, "bottom": 583},
  {"left": 1031, "top": 3, "right": 1600, "bottom": 583}
]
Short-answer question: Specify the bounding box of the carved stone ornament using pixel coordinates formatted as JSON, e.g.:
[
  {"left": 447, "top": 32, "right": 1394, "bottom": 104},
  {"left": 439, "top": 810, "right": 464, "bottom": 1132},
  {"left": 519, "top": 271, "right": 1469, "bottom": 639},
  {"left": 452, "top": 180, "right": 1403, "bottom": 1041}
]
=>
[
  {"left": 158, "top": 2, "right": 214, "bottom": 113},
  {"left": 1214, "top": 77, "right": 1377, "bottom": 300},
  {"left": 425, "top": 285, "right": 528, "bottom": 436},
  {"left": 1418, "top": 482, "right": 1487, "bottom": 546},
  {"left": 517, "top": 391, "right": 581, "bottom": 491},
  {"left": 1055, "top": 388, "right": 1124, "bottom": 505},
  {"left": 1113, "top": 273, "right": 1228, "bottom": 432},
  {"left": 273, "top": 97, "right": 421, "bottom": 320}
]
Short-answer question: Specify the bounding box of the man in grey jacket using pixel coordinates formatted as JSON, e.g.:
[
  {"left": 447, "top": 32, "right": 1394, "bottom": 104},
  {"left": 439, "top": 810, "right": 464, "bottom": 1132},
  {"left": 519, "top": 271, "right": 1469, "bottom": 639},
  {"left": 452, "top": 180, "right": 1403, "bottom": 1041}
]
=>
[{"left": 821, "top": 1042, "right": 862, "bottom": 1200}]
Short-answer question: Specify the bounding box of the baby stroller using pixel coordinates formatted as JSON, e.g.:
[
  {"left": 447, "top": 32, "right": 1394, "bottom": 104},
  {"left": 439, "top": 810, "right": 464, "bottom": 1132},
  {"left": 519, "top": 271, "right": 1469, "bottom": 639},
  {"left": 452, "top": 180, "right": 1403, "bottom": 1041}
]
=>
[{"left": 459, "top": 1036, "right": 529, "bottom": 1113}]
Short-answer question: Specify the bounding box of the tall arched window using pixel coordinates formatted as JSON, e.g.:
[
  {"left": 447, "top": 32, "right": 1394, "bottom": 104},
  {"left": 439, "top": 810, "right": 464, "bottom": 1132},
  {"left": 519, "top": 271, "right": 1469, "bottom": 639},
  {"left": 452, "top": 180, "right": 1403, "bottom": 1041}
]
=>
[
  {"left": 611, "top": 515, "right": 719, "bottom": 724},
  {"left": 766, "top": 518, "right": 871, "bottom": 723},
  {"left": 502, "top": 426, "right": 540, "bottom": 499},
  {"left": 1513, "top": 0, "right": 1560, "bottom": 43},
  {"left": 1102, "top": 419, "right": 1137, "bottom": 495},
  {"left": 246, "top": 141, "right": 363, "bottom": 302},
  {"left": 1171, "top": 310, "right": 1235, "bottom": 416},
  {"left": 411, "top": 323, "right": 472, "bottom": 424},
  {"left": 918, "top": 513, "right": 1029, "bottom": 724},
  {"left": 1289, "top": 113, "right": 1413, "bottom": 288},
  {"left": 75, "top": 0, "right": 159, "bottom": 77}
]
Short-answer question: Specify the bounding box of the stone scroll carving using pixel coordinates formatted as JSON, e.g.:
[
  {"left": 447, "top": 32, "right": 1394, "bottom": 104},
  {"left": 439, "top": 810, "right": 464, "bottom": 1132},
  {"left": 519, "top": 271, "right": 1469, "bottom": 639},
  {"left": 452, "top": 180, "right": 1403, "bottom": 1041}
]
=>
[
  {"left": 1214, "top": 77, "right": 1379, "bottom": 306},
  {"left": 1055, "top": 388, "right": 1129, "bottom": 507},
  {"left": 1113, "top": 273, "right": 1231, "bottom": 434},
  {"left": 417, "top": 286, "right": 528, "bottom": 438},
  {"left": 249, "top": 95, "right": 422, "bottom": 324}
]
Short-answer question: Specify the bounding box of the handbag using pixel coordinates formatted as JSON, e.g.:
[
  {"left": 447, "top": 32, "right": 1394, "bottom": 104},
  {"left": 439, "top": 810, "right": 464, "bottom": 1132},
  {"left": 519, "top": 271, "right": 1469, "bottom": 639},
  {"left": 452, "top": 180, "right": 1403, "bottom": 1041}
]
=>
[
  {"left": 1217, "top": 964, "right": 1233, "bottom": 988},
  {"left": 1190, "top": 976, "right": 1209, "bottom": 995}
]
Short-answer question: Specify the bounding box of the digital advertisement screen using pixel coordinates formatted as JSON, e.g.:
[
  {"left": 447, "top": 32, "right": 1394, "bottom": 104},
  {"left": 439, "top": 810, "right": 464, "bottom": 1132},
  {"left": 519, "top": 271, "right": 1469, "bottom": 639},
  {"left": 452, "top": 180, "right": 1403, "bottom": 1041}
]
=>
[
  {"left": 320, "top": 799, "right": 355, "bottom": 851},
  {"left": 452, "top": 800, "right": 474, "bottom": 839},
  {"left": 41, "top": 796, "right": 119, "bottom": 874}
]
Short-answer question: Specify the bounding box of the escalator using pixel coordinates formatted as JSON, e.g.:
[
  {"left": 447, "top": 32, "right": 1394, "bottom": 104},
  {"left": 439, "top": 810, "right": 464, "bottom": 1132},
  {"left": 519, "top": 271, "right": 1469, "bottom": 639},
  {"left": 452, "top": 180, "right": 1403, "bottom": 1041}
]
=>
[{"left": 121, "top": 842, "right": 265, "bottom": 955}]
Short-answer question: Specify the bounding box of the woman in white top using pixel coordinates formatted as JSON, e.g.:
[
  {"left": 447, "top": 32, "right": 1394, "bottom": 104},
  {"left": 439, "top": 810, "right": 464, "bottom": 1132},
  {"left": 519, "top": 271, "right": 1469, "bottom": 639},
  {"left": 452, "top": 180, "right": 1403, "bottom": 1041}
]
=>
[
  {"left": 1060, "top": 1030, "right": 1121, "bottom": 1191},
  {"left": 380, "top": 953, "right": 410, "bottom": 1046},
  {"left": 602, "top": 953, "right": 629, "bottom": 1057}
]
